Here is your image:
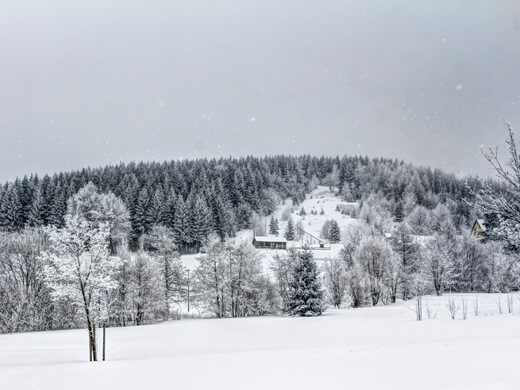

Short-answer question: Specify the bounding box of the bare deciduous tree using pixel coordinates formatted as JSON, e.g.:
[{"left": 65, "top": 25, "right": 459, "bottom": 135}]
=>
[
  {"left": 473, "top": 296, "right": 479, "bottom": 317},
  {"left": 475, "top": 123, "right": 520, "bottom": 248},
  {"left": 447, "top": 297, "right": 459, "bottom": 320},
  {"left": 324, "top": 258, "right": 348, "bottom": 308},
  {"left": 461, "top": 298, "right": 468, "bottom": 320}
]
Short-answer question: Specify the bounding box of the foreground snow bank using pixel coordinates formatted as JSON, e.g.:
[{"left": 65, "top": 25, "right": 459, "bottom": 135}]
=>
[{"left": 1, "top": 294, "right": 519, "bottom": 390}]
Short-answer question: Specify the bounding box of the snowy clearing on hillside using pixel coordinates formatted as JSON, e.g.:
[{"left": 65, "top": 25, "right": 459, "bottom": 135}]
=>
[
  {"left": 180, "top": 186, "right": 359, "bottom": 273},
  {"left": 2, "top": 293, "right": 520, "bottom": 390},
  {"left": 275, "top": 185, "right": 358, "bottom": 244}
]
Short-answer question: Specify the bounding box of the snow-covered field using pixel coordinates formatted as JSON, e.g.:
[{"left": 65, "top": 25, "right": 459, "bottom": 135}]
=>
[{"left": 2, "top": 293, "right": 519, "bottom": 390}]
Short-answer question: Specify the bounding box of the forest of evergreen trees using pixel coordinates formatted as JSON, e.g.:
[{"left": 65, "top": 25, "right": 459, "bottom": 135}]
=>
[
  {"left": 0, "top": 155, "right": 494, "bottom": 250},
  {"left": 1, "top": 150, "right": 517, "bottom": 337}
]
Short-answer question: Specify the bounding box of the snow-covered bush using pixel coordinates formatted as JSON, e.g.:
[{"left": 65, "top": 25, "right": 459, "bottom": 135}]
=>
[
  {"left": 320, "top": 220, "right": 332, "bottom": 239},
  {"left": 194, "top": 240, "right": 274, "bottom": 318},
  {"left": 324, "top": 258, "right": 348, "bottom": 308},
  {"left": 354, "top": 236, "right": 394, "bottom": 306},
  {"left": 0, "top": 228, "right": 59, "bottom": 333}
]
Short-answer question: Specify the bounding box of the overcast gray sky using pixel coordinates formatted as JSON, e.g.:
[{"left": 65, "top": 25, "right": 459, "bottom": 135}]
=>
[{"left": 1, "top": 0, "right": 519, "bottom": 181}]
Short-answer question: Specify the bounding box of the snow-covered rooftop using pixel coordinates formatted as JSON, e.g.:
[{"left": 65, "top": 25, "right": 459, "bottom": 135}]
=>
[
  {"left": 477, "top": 218, "right": 487, "bottom": 231},
  {"left": 253, "top": 236, "right": 287, "bottom": 243}
]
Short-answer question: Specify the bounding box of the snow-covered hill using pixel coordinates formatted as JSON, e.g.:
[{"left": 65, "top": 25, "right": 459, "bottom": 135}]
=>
[{"left": 2, "top": 293, "right": 519, "bottom": 390}]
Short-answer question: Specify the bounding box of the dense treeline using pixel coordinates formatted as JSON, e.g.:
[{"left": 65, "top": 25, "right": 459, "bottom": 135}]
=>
[{"left": 0, "top": 155, "right": 493, "bottom": 251}]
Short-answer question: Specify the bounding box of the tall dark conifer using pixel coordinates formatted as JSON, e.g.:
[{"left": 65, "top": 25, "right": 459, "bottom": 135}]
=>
[{"left": 287, "top": 249, "right": 324, "bottom": 317}]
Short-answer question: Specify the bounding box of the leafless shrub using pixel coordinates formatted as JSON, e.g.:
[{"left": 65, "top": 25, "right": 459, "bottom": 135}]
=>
[
  {"left": 473, "top": 297, "right": 479, "bottom": 317},
  {"left": 461, "top": 298, "right": 468, "bottom": 320},
  {"left": 426, "top": 303, "right": 436, "bottom": 320},
  {"left": 447, "top": 297, "right": 459, "bottom": 320},
  {"left": 507, "top": 294, "right": 514, "bottom": 314},
  {"left": 414, "top": 295, "right": 423, "bottom": 321}
]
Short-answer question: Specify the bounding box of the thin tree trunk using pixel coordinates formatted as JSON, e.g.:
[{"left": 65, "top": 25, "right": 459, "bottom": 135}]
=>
[
  {"left": 80, "top": 281, "right": 97, "bottom": 362},
  {"left": 92, "top": 324, "right": 97, "bottom": 361},
  {"left": 102, "top": 324, "right": 106, "bottom": 361}
]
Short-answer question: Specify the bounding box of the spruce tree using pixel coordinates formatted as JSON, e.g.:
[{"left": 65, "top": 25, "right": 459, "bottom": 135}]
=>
[
  {"left": 173, "top": 197, "right": 188, "bottom": 250},
  {"left": 285, "top": 218, "right": 295, "bottom": 241},
  {"left": 328, "top": 220, "right": 341, "bottom": 242},
  {"left": 163, "top": 189, "right": 177, "bottom": 229},
  {"left": 0, "top": 184, "right": 24, "bottom": 231},
  {"left": 183, "top": 193, "right": 196, "bottom": 249},
  {"left": 132, "top": 187, "right": 150, "bottom": 236},
  {"left": 269, "top": 216, "right": 279, "bottom": 235},
  {"left": 146, "top": 188, "right": 166, "bottom": 227},
  {"left": 192, "top": 196, "right": 210, "bottom": 251},
  {"left": 20, "top": 175, "right": 33, "bottom": 221},
  {"left": 394, "top": 201, "right": 404, "bottom": 223},
  {"left": 47, "top": 185, "right": 67, "bottom": 228},
  {"left": 26, "top": 186, "right": 45, "bottom": 227},
  {"left": 287, "top": 249, "right": 324, "bottom": 316}
]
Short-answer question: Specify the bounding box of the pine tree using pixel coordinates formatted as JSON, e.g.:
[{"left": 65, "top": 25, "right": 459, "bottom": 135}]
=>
[
  {"left": 328, "top": 220, "right": 341, "bottom": 242},
  {"left": 269, "top": 216, "right": 279, "bottom": 235},
  {"left": 184, "top": 193, "right": 209, "bottom": 252},
  {"left": 132, "top": 187, "right": 150, "bottom": 236},
  {"left": 285, "top": 218, "right": 295, "bottom": 241},
  {"left": 211, "top": 192, "right": 230, "bottom": 241},
  {"left": 19, "top": 175, "right": 33, "bottom": 222},
  {"left": 163, "top": 189, "right": 177, "bottom": 229},
  {"left": 287, "top": 249, "right": 324, "bottom": 316},
  {"left": 0, "top": 184, "right": 24, "bottom": 232},
  {"left": 236, "top": 203, "right": 253, "bottom": 230},
  {"left": 173, "top": 197, "right": 188, "bottom": 251},
  {"left": 191, "top": 196, "right": 211, "bottom": 251},
  {"left": 146, "top": 188, "right": 166, "bottom": 227},
  {"left": 47, "top": 185, "right": 67, "bottom": 228},
  {"left": 26, "top": 186, "right": 45, "bottom": 227}
]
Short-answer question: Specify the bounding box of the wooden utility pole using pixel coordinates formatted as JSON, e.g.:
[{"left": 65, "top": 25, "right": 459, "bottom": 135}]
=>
[{"left": 102, "top": 324, "right": 106, "bottom": 361}]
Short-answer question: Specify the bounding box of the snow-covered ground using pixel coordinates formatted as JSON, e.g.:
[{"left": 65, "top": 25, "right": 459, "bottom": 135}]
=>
[{"left": 2, "top": 293, "right": 519, "bottom": 390}]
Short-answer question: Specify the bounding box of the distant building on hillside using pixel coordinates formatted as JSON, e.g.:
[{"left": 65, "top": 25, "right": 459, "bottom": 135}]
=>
[
  {"left": 471, "top": 219, "right": 487, "bottom": 240},
  {"left": 297, "top": 228, "right": 329, "bottom": 249},
  {"left": 252, "top": 236, "right": 287, "bottom": 250}
]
